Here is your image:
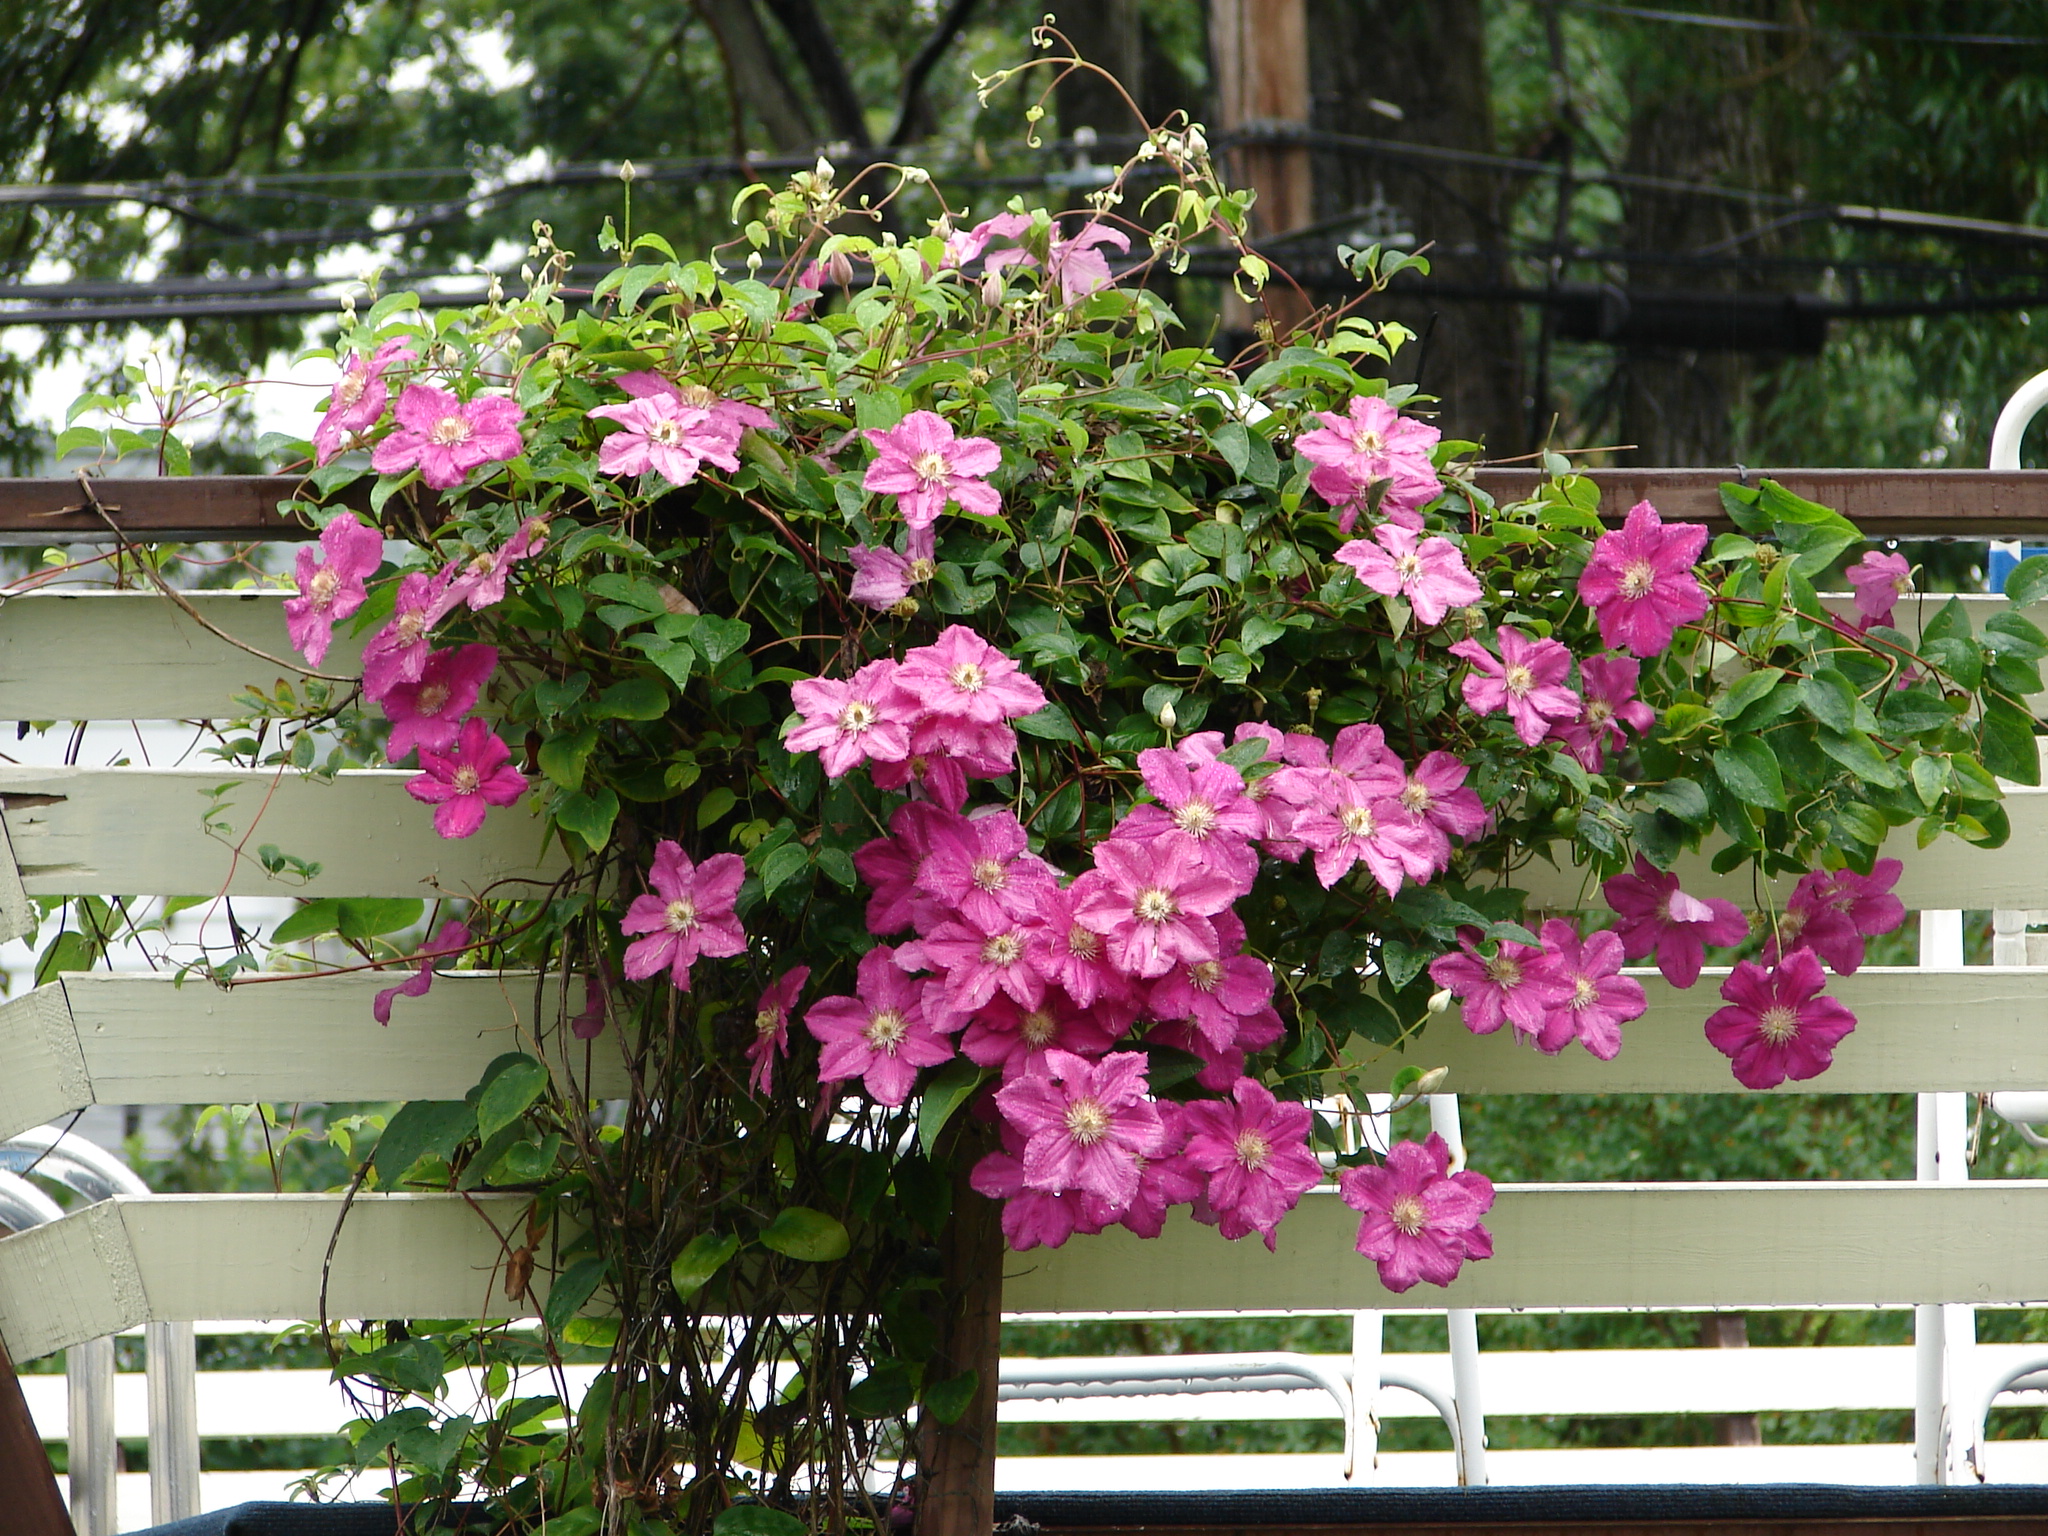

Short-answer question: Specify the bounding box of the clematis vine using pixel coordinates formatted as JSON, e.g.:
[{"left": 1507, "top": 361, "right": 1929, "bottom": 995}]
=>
[
  {"left": 863, "top": 411, "right": 1003, "bottom": 528},
  {"left": 314, "top": 340, "right": 415, "bottom": 465},
  {"left": 620, "top": 841, "right": 747, "bottom": 992},
  {"left": 370, "top": 384, "right": 525, "bottom": 491},
  {"left": 285, "top": 512, "right": 383, "bottom": 667},
  {"left": 406, "top": 716, "right": 528, "bottom": 839}
]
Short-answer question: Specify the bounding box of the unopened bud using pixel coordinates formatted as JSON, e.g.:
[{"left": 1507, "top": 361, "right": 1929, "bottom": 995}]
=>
[
  {"left": 890, "top": 597, "right": 921, "bottom": 619},
  {"left": 1157, "top": 700, "right": 1178, "bottom": 732},
  {"left": 1427, "top": 988, "right": 1453, "bottom": 1015},
  {"left": 619, "top": 159, "right": 637, "bottom": 184}
]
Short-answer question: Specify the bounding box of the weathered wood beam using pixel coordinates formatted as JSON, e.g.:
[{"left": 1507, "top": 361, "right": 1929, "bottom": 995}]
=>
[{"left": 3, "top": 469, "right": 2048, "bottom": 543}]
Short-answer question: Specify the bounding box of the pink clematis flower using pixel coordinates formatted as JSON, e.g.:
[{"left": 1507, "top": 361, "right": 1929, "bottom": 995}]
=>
[
  {"left": 284, "top": 512, "right": 384, "bottom": 666},
  {"left": 571, "top": 963, "right": 611, "bottom": 1041},
  {"left": 1767, "top": 859, "right": 1905, "bottom": 975},
  {"left": 441, "top": 517, "right": 547, "bottom": 613},
  {"left": 1335, "top": 524, "right": 1482, "bottom": 626},
  {"left": 1291, "top": 778, "right": 1431, "bottom": 894},
  {"left": 995, "top": 1049, "right": 1167, "bottom": 1208},
  {"left": 917, "top": 906, "right": 1048, "bottom": 1023},
  {"left": 1385, "top": 751, "right": 1490, "bottom": 876},
  {"left": 863, "top": 411, "right": 1002, "bottom": 529},
  {"left": 314, "top": 340, "right": 416, "bottom": 465},
  {"left": 1295, "top": 396, "right": 1443, "bottom": 530},
  {"left": 1533, "top": 919, "right": 1645, "bottom": 1060},
  {"left": 893, "top": 625, "right": 1046, "bottom": 726},
  {"left": 1046, "top": 220, "right": 1131, "bottom": 304},
  {"left": 380, "top": 643, "right": 498, "bottom": 762},
  {"left": 1338, "top": 1133, "right": 1495, "bottom": 1293},
  {"left": 1179, "top": 1078, "right": 1325, "bottom": 1251},
  {"left": 786, "top": 660, "right": 915, "bottom": 779},
  {"left": 847, "top": 544, "right": 929, "bottom": 611},
  {"left": 587, "top": 394, "right": 741, "bottom": 487},
  {"left": 1429, "top": 928, "right": 1575, "bottom": 1038},
  {"left": 970, "top": 1141, "right": 1105, "bottom": 1250},
  {"left": 1577, "top": 500, "right": 1710, "bottom": 657},
  {"left": 1449, "top": 629, "right": 1582, "bottom": 747},
  {"left": 619, "top": 841, "right": 747, "bottom": 992},
  {"left": 1307, "top": 461, "right": 1436, "bottom": 534},
  {"left": 746, "top": 965, "right": 810, "bottom": 1095},
  {"left": 370, "top": 385, "right": 525, "bottom": 491},
  {"left": 1602, "top": 854, "right": 1749, "bottom": 988},
  {"left": 1556, "top": 654, "right": 1657, "bottom": 772},
  {"left": 1072, "top": 836, "right": 1241, "bottom": 979},
  {"left": 1847, "top": 550, "right": 1912, "bottom": 630},
  {"left": 1705, "top": 947, "right": 1858, "bottom": 1089},
  {"left": 611, "top": 371, "right": 775, "bottom": 442},
  {"left": 1118, "top": 1132, "right": 1206, "bottom": 1240},
  {"left": 405, "top": 716, "right": 528, "bottom": 839},
  {"left": 962, "top": 989, "right": 1121, "bottom": 1079},
  {"left": 806, "top": 946, "right": 953, "bottom": 1106},
  {"left": 1111, "top": 748, "right": 1264, "bottom": 885},
  {"left": 913, "top": 809, "right": 1059, "bottom": 931},
  {"left": 371, "top": 919, "right": 473, "bottom": 1027},
  {"left": 853, "top": 801, "right": 962, "bottom": 937},
  {"left": 1024, "top": 883, "right": 1135, "bottom": 1012},
  {"left": 361, "top": 568, "right": 456, "bottom": 700}
]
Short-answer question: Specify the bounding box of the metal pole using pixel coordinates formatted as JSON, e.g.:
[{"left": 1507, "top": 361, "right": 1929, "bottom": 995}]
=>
[
  {"left": 145, "top": 1320, "right": 200, "bottom": 1524},
  {"left": 1347, "top": 1311, "right": 1381, "bottom": 1482},
  {"left": 1427, "top": 1095, "right": 1488, "bottom": 1486},
  {"left": 64, "top": 1335, "right": 116, "bottom": 1536}
]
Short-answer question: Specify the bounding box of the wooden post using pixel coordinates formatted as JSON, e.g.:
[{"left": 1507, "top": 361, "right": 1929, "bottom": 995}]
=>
[
  {"left": 1210, "top": 0, "right": 1313, "bottom": 341},
  {"left": 916, "top": 1137, "right": 1004, "bottom": 1536},
  {"left": 0, "top": 1338, "right": 76, "bottom": 1536}
]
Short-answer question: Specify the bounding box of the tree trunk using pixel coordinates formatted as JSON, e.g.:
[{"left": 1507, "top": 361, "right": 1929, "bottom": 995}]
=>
[
  {"left": 0, "top": 1339, "right": 74, "bottom": 1536},
  {"left": 1306, "top": 0, "right": 1525, "bottom": 456},
  {"left": 1698, "top": 1312, "right": 1763, "bottom": 1446},
  {"left": 915, "top": 1141, "right": 1004, "bottom": 1536},
  {"left": 1211, "top": 0, "right": 1313, "bottom": 340},
  {"left": 693, "top": 0, "right": 819, "bottom": 154},
  {"left": 1054, "top": 0, "right": 1146, "bottom": 138},
  {"left": 759, "top": 0, "right": 871, "bottom": 147}
]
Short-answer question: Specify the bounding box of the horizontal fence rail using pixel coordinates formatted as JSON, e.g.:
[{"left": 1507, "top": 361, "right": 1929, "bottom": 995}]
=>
[
  {"left": 8, "top": 469, "right": 2048, "bottom": 544},
  {"left": 10, "top": 1185, "right": 2048, "bottom": 1361},
  {"left": 0, "top": 972, "right": 610, "bottom": 1143}
]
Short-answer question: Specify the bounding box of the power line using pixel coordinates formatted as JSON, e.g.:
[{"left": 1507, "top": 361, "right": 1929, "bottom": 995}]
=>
[{"left": 1578, "top": 3, "right": 2048, "bottom": 48}]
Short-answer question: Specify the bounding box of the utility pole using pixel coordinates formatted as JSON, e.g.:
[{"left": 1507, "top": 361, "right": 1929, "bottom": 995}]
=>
[{"left": 1210, "top": 0, "right": 1314, "bottom": 343}]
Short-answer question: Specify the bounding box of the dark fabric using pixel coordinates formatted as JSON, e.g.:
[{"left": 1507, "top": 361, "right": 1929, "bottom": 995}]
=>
[
  {"left": 993, "top": 1484, "right": 2048, "bottom": 1527},
  {"left": 132, "top": 1503, "right": 487, "bottom": 1536}
]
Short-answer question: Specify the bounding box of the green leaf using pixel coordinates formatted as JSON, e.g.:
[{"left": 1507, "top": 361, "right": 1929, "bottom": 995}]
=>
[
  {"left": 2008, "top": 555, "right": 2048, "bottom": 609},
  {"left": 372, "top": 1101, "right": 473, "bottom": 1185},
  {"left": 338, "top": 898, "right": 424, "bottom": 941},
  {"left": 1981, "top": 697, "right": 2041, "bottom": 785},
  {"left": 695, "top": 616, "right": 751, "bottom": 665},
  {"left": 542, "top": 1255, "right": 608, "bottom": 1337},
  {"left": 1923, "top": 637, "right": 1983, "bottom": 690},
  {"left": 759, "top": 1206, "right": 850, "bottom": 1262},
  {"left": 1797, "top": 668, "right": 1861, "bottom": 734},
  {"left": 917, "top": 1059, "right": 987, "bottom": 1157},
  {"left": 591, "top": 676, "right": 670, "bottom": 720},
  {"left": 923, "top": 1369, "right": 980, "bottom": 1426},
  {"left": 1985, "top": 609, "right": 2048, "bottom": 660},
  {"left": 1015, "top": 703, "right": 1080, "bottom": 742},
  {"left": 758, "top": 842, "right": 809, "bottom": 897},
  {"left": 538, "top": 726, "right": 598, "bottom": 791},
  {"left": 477, "top": 1054, "right": 549, "bottom": 1142},
  {"left": 670, "top": 1232, "right": 741, "bottom": 1300},
  {"left": 1880, "top": 686, "right": 1956, "bottom": 736},
  {"left": 1911, "top": 753, "right": 1950, "bottom": 809},
  {"left": 1641, "top": 778, "right": 1711, "bottom": 826},
  {"left": 1713, "top": 737, "right": 1786, "bottom": 810},
  {"left": 714, "top": 1506, "right": 805, "bottom": 1536},
  {"left": 1210, "top": 420, "right": 1251, "bottom": 477},
  {"left": 1921, "top": 595, "right": 1975, "bottom": 647},
  {"left": 556, "top": 788, "right": 620, "bottom": 849},
  {"left": 270, "top": 897, "right": 344, "bottom": 944},
  {"left": 1817, "top": 727, "right": 1903, "bottom": 788},
  {"left": 845, "top": 1360, "right": 918, "bottom": 1419},
  {"left": 697, "top": 787, "right": 738, "bottom": 828},
  {"left": 1714, "top": 667, "right": 1784, "bottom": 720}
]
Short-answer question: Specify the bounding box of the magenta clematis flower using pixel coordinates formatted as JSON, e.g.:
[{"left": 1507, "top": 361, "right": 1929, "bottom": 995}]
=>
[
  {"left": 853, "top": 801, "right": 962, "bottom": 936},
  {"left": 284, "top": 512, "right": 383, "bottom": 666},
  {"left": 1118, "top": 1132, "right": 1206, "bottom": 1240},
  {"left": 1179, "top": 1078, "right": 1324, "bottom": 1251},
  {"left": 1296, "top": 396, "right": 1442, "bottom": 529},
  {"left": 1429, "top": 928, "right": 1575, "bottom": 1038},
  {"left": 917, "top": 907, "right": 1048, "bottom": 1023},
  {"left": 846, "top": 544, "right": 927, "bottom": 610},
  {"left": 1024, "top": 883, "right": 1135, "bottom": 1011},
  {"left": 1577, "top": 499, "right": 1710, "bottom": 657},
  {"left": 314, "top": 340, "right": 416, "bottom": 465},
  {"left": 1556, "top": 654, "right": 1657, "bottom": 772},
  {"left": 913, "top": 809, "right": 1058, "bottom": 931},
  {"left": 1111, "top": 748, "right": 1264, "bottom": 885},
  {"left": 746, "top": 965, "right": 810, "bottom": 1095},
  {"left": 1847, "top": 550, "right": 1912, "bottom": 630},
  {"left": 1307, "top": 461, "right": 1436, "bottom": 534},
  {"left": 863, "top": 411, "right": 1002, "bottom": 529},
  {"left": 786, "top": 660, "right": 915, "bottom": 779},
  {"left": 441, "top": 517, "right": 546, "bottom": 613},
  {"left": 1386, "top": 751, "right": 1490, "bottom": 875},
  {"left": 371, "top": 919, "right": 473, "bottom": 1027},
  {"left": 1071, "top": 836, "right": 1241, "bottom": 979},
  {"left": 1149, "top": 913, "right": 1278, "bottom": 1054},
  {"left": 892, "top": 625, "right": 1046, "bottom": 727},
  {"left": 962, "top": 989, "right": 1121, "bottom": 1079},
  {"left": 1533, "top": 919, "right": 1644, "bottom": 1060},
  {"left": 995, "top": 1049, "right": 1167, "bottom": 1208},
  {"left": 806, "top": 946, "right": 952, "bottom": 1106},
  {"left": 1602, "top": 854, "right": 1749, "bottom": 988},
  {"left": 1291, "top": 778, "right": 1431, "bottom": 894},
  {"left": 1335, "top": 524, "right": 1482, "bottom": 627},
  {"left": 1449, "top": 629, "right": 1582, "bottom": 747},
  {"left": 619, "top": 840, "right": 747, "bottom": 992},
  {"left": 370, "top": 384, "right": 525, "bottom": 491},
  {"left": 970, "top": 1143, "right": 1105, "bottom": 1250},
  {"left": 1338, "top": 1133, "right": 1495, "bottom": 1293},
  {"left": 405, "top": 716, "right": 528, "bottom": 839},
  {"left": 587, "top": 394, "right": 741, "bottom": 487},
  {"left": 1705, "top": 947, "right": 1858, "bottom": 1089},
  {"left": 379, "top": 643, "right": 498, "bottom": 762},
  {"left": 1045, "top": 220, "right": 1131, "bottom": 304},
  {"left": 571, "top": 963, "right": 611, "bottom": 1041},
  {"left": 611, "top": 370, "right": 775, "bottom": 441},
  {"left": 1767, "top": 859, "right": 1905, "bottom": 975},
  {"left": 361, "top": 568, "right": 455, "bottom": 700}
]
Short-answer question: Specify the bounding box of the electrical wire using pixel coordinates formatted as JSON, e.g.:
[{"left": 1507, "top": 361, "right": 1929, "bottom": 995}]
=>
[{"left": 1576, "top": 4, "right": 2048, "bottom": 49}]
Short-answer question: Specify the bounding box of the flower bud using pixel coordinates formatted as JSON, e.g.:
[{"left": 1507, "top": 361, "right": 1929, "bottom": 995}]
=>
[
  {"left": 1427, "top": 988, "right": 1453, "bottom": 1015},
  {"left": 890, "top": 597, "right": 921, "bottom": 619},
  {"left": 619, "top": 159, "right": 637, "bottom": 184},
  {"left": 1156, "top": 699, "right": 1178, "bottom": 732}
]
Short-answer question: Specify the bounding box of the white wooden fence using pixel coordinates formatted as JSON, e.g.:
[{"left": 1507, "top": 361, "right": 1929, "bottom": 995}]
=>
[{"left": 6, "top": 580, "right": 2048, "bottom": 1528}]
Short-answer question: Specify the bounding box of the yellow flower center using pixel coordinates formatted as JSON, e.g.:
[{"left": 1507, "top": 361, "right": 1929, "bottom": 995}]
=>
[
  {"left": 1066, "top": 924, "right": 1101, "bottom": 959},
  {"left": 908, "top": 557, "right": 937, "bottom": 582},
  {"left": 912, "top": 449, "right": 950, "bottom": 481},
  {"left": 865, "top": 1008, "right": 909, "bottom": 1050},
  {"left": 1570, "top": 974, "right": 1598, "bottom": 1010},
  {"left": 429, "top": 414, "right": 473, "bottom": 447},
  {"left": 395, "top": 610, "right": 428, "bottom": 646},
  {"left": 679, "top": 382, "right": 717, "bottom": 408},
  {"left": 1340, "top": 804, "right": 1375, "bottom": 838},
  {"left": 1503, "top": 663, "right": 1535, "bottom": 698},
  {"left": 1393, "top": 550, "right": 1423, "bottom": 581},
  {"left": 1586, "top": 698, "right": 1614, "bottom": 728},
  {"left": 648, "top": 416, "right": 685, "bottom": 447},
  {"left": 754, "top": 1007, "right": 780, "bottom": 1038},
  {"left": 664, "top": 898, "right": 698, "bottom": 934},
  {"left": 1234, "top": 1130, "right": 1272, "bottom": 1171},
  {"left": 1134, "top": 887, "right": 1178, "bottom": 923},
  {"left": 838, "top": 699, "right": 877, "bottom": 732},
  {"left": 1020, "top": 1009, "right": 1058, "bottom": 1046},
  {"left": 1484, "top": 953, "right": 1523, "bottom": 987},
  {"left": 1618, "top": 560, "right": 1658, "bottom": 600},
  {"left": 335, "top": 371, "right": 367, "bottom": 407},
  {"left": 1173, "top": 800, "right": 1219, "bottom": 838},
  {"left": 1189, "top": 959, "right": 1224, "bottom": 992},
  {"left": 309, "top": 567, "right": 341, "bottom": 607},
  {"left": 415, "top": 682, "right": 450, "bottom": 716},
  {"left": 971, "top": 858, "right": 1007, "bottom": 892},
  {"left": 981, "top": 932, "right": 1023, "bottom": 966},
  {"left": 1389, "top": 1195, "right": 1427, "bottom": 1235},
  {"left": 452, "top": 765, "right": 481, "bottom": 795},
  {"left": 1351, "top": 427, "right": 1385, "bottom": 455},
  {"left": 1758, "top": 1005, "right": 1800, "bottom": 1044},
  {"left": 1399, "top": 780, "right": 1432, "bottom": 814},
  {"left": 948, "top": 661, "right": 986, "bottom": 693},
  {"left": 1064, "top": 1096, "right": 1111, "bottom": 1145}
]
